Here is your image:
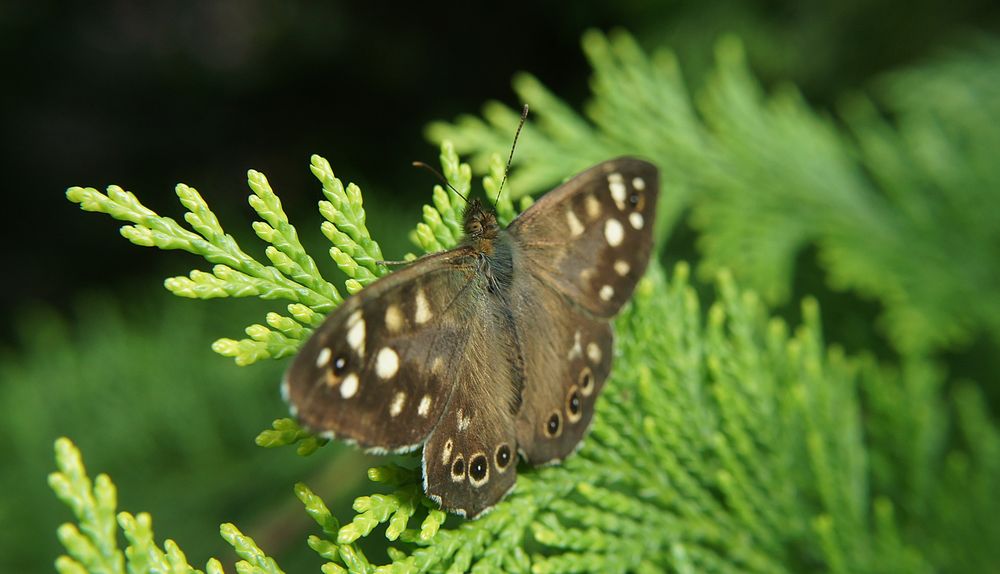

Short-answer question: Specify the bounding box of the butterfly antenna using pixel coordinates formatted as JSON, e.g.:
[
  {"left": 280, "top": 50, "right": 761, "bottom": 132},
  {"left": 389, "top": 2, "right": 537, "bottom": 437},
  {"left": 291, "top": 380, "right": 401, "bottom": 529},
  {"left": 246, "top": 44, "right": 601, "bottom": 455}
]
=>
[
  {"left": 412, "top": 161, "right": 470, "bottom": 204},
  {"left": 493, "top": 104, "right": 530, "bottom": 208}
]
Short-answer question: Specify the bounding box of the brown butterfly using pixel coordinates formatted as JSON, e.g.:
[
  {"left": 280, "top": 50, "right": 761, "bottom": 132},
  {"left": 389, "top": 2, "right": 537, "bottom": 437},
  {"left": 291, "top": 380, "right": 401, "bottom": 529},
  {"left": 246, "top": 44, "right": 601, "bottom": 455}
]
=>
[{"left": 283, "top": 157, "right": 658, "bottom": 518}]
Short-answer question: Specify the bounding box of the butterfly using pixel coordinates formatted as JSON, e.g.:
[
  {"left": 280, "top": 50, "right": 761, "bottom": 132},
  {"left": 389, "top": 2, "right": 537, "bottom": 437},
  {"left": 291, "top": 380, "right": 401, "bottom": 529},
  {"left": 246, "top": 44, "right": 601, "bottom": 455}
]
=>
[{"left": 283, "top": 157, "right": 658, "bottom": 518}]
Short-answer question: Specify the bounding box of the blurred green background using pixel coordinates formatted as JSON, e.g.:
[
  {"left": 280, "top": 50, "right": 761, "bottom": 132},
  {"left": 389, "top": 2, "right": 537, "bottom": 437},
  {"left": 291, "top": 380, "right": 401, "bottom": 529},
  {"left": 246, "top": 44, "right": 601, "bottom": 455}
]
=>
[{"left": 2, "top": 1, "right": 998, "bottom": 572}]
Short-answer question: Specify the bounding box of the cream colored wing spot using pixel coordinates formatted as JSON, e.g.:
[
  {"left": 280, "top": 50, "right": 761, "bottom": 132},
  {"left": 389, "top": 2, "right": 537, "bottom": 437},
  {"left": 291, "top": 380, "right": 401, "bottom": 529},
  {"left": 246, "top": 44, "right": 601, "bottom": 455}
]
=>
[
  {"left": 566, "top": 209, "right": 585, "bottom": 236},
  {"left": 584, "top": 195, "right": 602, "bottom": 219},
  {"left": 586, "top": 342, "right": 602, "bottom": 364},
  {"left": 346, "top": 310, "right": 362, "bottom": 326},
  {"left": 567, "top": 330, "right": 583, "bottom": 359},
  {"left": 629, "top": 212, "right": 644, "bottom": 230},
  {"left": 614, "top": 260, "right": 630, "bottom": 276},
  {"left": 375, "top": 347, "right": 399, "bottom": 379},
  {"left": 599, "top": 285, "right": 615, "bottom": 301},
  {"left": 415, "top": 288, "right": 432, "bottom": 324},
  {"left": 418, "top": 395, "right": 432, "bottom": 417},
  {"left": 340, "top": 373, "right": 360, "bottom": 399},
  {"left": 604, "top": 219, "right": 624, "bottom": 247},
  {"left": 389, "top": 391, "right": 406, "bottom": 416},
  {"left": 608, "top": 172, "right": 627, "bottom": 209},
  {"left": 315, "top": 347, "right": 332, "bottom": 368},
  {"left": 632, "top": 176, "right": 646, "bottom": 191},
  {"left": 385, "top": 304, "right": 404, "bottom": 333},
  {"left": 457, "top": 408, "right": 472, "bottom": 431},
  {"left": 442, "top": 438, "right": 454, "bottom": 465},
  {"left": 346, "top": 317, "right": 366, "bottom": 358}
]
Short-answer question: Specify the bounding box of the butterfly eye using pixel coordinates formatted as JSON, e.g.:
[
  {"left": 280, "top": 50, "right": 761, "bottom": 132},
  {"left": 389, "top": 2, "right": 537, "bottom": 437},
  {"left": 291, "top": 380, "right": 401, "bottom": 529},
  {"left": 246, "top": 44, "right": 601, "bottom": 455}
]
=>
[
  {"left": 579, "top": 367, "right": 595, "bottom": 396},
  {"left": 494, "top": 444, "right": 512, "bottom": 470},
  {"left": 469, "top": 453, "right": 489, "bottom": 486},
  {"left": 544, "top": 411, "right": 563, "bottom": 438},
  {"left": 450, "top": 456, "right": 466, "bottom": 481}
]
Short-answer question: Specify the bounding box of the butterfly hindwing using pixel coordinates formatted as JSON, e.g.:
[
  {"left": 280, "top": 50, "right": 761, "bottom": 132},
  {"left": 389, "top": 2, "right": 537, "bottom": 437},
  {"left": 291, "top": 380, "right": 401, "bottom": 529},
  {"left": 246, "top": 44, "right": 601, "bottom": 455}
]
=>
[
  {"left": 507, "top": 157, "right": 659, "bottom": 318},
  {"left": 414, "top": 252, "right": 523, "bottom": 518},
  {"left": 283, "top": 248, "right": 479, "bottom": 453},
  {"left": 510, "top": 272, "right": 614, "bottom": 465},
  {"left": 421, "top": 300, "right": 522, "bottom": 517}
]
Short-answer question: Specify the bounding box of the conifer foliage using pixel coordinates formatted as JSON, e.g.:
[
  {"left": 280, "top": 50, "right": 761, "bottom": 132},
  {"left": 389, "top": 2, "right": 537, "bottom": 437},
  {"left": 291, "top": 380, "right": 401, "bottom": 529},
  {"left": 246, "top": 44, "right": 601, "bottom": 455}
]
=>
[{"left": 56, "top": 31, "right": 998, "bottom": 573}]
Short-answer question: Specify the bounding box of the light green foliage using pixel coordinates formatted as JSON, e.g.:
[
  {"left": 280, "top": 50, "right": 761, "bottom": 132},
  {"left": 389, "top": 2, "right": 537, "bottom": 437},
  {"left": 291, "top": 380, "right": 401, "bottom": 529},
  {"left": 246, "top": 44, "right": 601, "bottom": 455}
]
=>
[
  {"left": 49, "top": 437, "right": 280, "bottom": 574},
  {"left": 67, "top": 157, "right": 378, "bottom": 366},
  {"left": 55, "top": 29, "right": 997, "bottom": 574},
  {"left": 429, "top": 30, "right": 1000, "bottom": 355},
  {"left": 256, "top": 418, "right": 330, "bottom": 456},
  {"left": 410, "top": 142, "right": 474, "bottom": 254},
  {"left": 312, "top": 155, "right": 389, "bottom": 292},
  {"left": 51, "top": 263, "right": 996, "bottom": 571},
  {"left": 287, "top": 263, "right": 990, "bottom": 573},
  {"left": 49, "top": 438, "right": 125, "bottom": 574},
  {"left": 0, "top": 293, "right": 330, "bottom": 573},
  {"left": 66, "top": 145, "right": 493, "bottom": 368}
]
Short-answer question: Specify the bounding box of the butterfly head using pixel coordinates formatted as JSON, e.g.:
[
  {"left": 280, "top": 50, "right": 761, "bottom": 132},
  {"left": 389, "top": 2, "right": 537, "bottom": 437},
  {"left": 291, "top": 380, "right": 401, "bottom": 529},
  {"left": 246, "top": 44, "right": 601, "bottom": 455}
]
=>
[{"left": 463, "top": 198, "right": 499, "bottom": 241}]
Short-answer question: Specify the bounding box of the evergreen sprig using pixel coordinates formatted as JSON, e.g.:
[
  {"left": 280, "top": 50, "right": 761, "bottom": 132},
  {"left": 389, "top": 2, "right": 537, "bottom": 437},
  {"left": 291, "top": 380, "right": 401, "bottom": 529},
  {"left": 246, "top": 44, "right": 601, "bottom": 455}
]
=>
[
  {"left": 56, "top": 29, "right": 998, "bottom": 574},
  {"left": 48, "top": 437, "right": 276, "bottom": 574},
  {"left": 66, "top": 154, "right": 388, "bottom": 366},
  {"left": 255, "top": 418, "right": 329, "bottom": 456},
  {"left": 294, "top": 261, "right": 993, "bottom": 573},
  {"left": 428, "top": 30, "right": 1000, "bottom": 355},
  {"left": 52, "top": 259, "right": 995, "bottom": 571}
]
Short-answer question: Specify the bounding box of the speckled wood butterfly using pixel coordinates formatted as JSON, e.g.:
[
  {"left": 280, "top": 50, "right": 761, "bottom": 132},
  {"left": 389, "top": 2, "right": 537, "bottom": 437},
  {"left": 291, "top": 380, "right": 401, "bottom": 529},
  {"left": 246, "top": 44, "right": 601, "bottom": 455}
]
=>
[{"left": 283, "top": 156, "right": 658, "bottom": 518}]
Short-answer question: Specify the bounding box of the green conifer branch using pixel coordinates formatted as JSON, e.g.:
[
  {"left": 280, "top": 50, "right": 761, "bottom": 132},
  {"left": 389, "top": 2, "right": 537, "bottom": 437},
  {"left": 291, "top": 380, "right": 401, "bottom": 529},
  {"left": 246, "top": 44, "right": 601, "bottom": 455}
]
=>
[
  {"left": 409, "top": 142, "right": 473, "bottom": 254},
  {"left": 68, "top": 151, "right": 414, "bottom": 366},
  {"left": 248, "top": 170, "right": 343, "bottom": 303},
  {"left": 265, "top": 261, "right": 990, "bottom": 573},
  {"left": 49, "top": 438, "right": 288, "bottom": 574},
  {"left": 49, "top": 252, "right": 998, "bottom": 571},
  {"left": 311, "top": 155, "right": 387, "bottom": 287},
  {"left": 66, "top": 142, "right": 513, "bottom": 367},
  {"left": 57, "top": 32, "right": 999, "bottom": 573},
  {"left": 255, "top": 418, "right": 329, "bottom": 456},
  {"left": 428, "top": 30, "right": 1000, "bottom": 354},
  {"left": 49, "top": 438, "right": 125, "bottom": 574},
  {"left": 221, "top": 523, "right": 285, "bottom": 574}
]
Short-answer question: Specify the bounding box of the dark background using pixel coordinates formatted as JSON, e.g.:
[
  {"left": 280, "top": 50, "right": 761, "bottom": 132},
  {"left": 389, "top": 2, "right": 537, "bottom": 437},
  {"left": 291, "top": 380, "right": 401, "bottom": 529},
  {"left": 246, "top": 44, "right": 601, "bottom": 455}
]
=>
[
  {"left": 6, "top": 0, "right": 998, "bottom": 327},
  {"left": 2, "top": 1, "right": 998, "bottom": 572}
]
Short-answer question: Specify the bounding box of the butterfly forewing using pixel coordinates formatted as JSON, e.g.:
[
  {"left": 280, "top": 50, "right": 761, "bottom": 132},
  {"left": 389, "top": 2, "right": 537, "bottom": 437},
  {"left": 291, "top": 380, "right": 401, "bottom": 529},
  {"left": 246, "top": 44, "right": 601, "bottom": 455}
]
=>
[
  {"left": 284, "top": 248, "right": 478, "bottom": 452},
  {"left": 508, "top": 158, "right": 659, "bottom": 318}
]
